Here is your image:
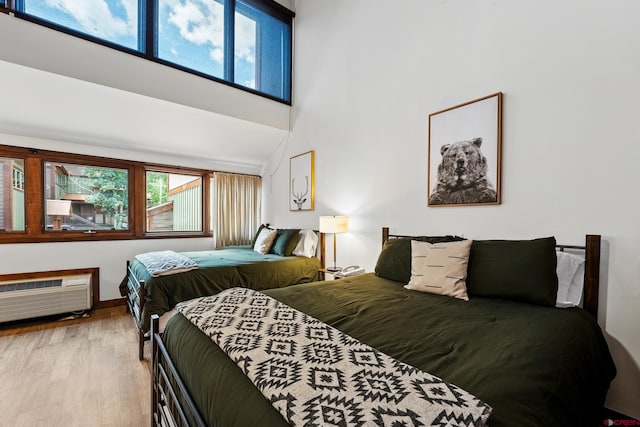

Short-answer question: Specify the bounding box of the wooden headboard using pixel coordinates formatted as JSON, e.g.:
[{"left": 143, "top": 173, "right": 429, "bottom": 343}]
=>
[{"left": 381, "top": 227, "right": 601, "bottom": 318}]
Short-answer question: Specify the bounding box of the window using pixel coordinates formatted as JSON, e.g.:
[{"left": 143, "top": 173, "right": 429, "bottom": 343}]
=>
[
  {"left": 157, "top": 0, "right": 225, "bottom": 80},
  {"left": 234, "top": 9, "right": 256, "bottom": 89},
  {"left": 235, "top": 0, "right": 292, "bottom": 100},
  {"left": 13, "top": 0, "right": 293, "bottom": 102},
  {"left": 12, "top": 165, "right": 24, "bottom": 190},
  {"left": 20, "top": 0, "right": 139, "bottom": 50},
  {"left": 0, "top": 144, "right": 213, "bottom": 243},
  {"left": 44, "top": 162, "right": 129, "bottom": 231},
  {"left": 146, "top": 170, "right": 202, "bottom": 232},
  {"left": 0, "top": 157, "right": 25, "bottom": 232}
]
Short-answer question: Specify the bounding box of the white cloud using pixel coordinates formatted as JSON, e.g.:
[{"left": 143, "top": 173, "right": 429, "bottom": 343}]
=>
[
  {"left": 242, "top": 79, "right": 256, "bottom": 89},
  {"left": 165, "top": 0, "right": 224, "bottom": 63},
  {"left": 44, "top": 0, "right": 135, "bottom": 38},
  {"left": 160, "top": 1, "right": 257, "bottom": 65},
  {"left": 235, "top": 12, "right": 255, "bottom": 64},
  {"left": 209, "top": 47, "right": 223, "bottom": 62},
  {"left": 119, "top": 0, "right": 137, "bottom": 34}
]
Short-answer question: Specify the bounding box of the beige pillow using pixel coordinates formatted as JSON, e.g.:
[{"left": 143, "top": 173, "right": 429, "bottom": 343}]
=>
[
  {"left": 292, "top": 229, "right": 319, "bottom": 258},
  {"left": 253, "top": 227, "right": 277, "bottom": 254},
  {"left": 405, "top": 239, "right": 473, "bottom": 300}
]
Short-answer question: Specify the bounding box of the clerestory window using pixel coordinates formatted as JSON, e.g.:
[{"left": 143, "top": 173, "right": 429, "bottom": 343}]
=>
[{"left": 11, "top": 0, "right": 293, "bottom": 103}]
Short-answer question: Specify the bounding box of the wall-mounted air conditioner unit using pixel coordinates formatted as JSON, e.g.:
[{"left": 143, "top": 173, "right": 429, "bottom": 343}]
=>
[{"left": 0, "top": 273, "right": 92, "bottom": 323}]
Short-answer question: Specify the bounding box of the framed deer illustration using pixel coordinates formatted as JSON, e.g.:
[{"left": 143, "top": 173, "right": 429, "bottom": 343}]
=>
[{"left": 289, "top": 150, "right": 315, "bottom": 211}]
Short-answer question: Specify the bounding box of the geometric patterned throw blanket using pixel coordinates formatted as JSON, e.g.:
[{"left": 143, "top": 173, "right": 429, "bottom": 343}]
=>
[
  {"left": 177, "top": 288, "right": 492, "bottom": 427},
  {"left": 135, "top": 250, "right": 198, "bottom": 277}
]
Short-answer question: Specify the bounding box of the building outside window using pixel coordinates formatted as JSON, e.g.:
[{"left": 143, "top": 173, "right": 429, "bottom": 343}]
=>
[
  {"left": 146, "top": 171, "right": 202, "bottom": 233},
  {"left": 0, "top": 157, "right": 25, "bottom": 232},
  {"left": 44, "top": 162, "right": 129, "bottom": 231}
]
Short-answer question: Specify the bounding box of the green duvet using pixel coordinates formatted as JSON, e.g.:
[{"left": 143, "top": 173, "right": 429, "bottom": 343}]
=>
[
  {"left": 120, "top": 247, "right": 321, "bottom": 331},
  {"left": 163, "top": 273, "right": 616, "bottom": 427}
]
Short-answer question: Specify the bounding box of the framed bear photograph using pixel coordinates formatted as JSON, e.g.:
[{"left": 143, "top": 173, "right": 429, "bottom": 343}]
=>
[{"left": 427, "top": 92, "right": 503, "bottom": 207}]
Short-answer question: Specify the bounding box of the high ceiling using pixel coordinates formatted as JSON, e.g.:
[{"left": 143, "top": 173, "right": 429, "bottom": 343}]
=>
[{"left": 0, "top": 59, "right": 289, "bottom": 174}]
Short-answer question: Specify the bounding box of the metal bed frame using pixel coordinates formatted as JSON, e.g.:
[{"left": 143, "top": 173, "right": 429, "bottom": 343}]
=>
[
  {"left": 126, "top": 232, "right": 326, "bottom": 360},
  {"left": 150, "top": 227, "right": 603, "bottom": 427}
]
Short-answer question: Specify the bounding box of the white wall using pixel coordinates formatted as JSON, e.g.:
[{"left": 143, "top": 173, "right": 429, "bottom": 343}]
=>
[
  {"left": 264, "top": 0, "right": 640, "bottom": 418},
  {"left": 0, "top": 237, "right": 214, "bottom": 302},
  {"left": 0, "top": 12, "right": 290, "bottom": 131}
]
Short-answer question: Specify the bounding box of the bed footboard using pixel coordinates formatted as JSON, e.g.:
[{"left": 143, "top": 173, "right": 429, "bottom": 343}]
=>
[
  {"left": 151, "top": 315, "right": 206, "bottom": 427},
  {"left": 125, "top": 260, "right": 148, "bottom": 360}
]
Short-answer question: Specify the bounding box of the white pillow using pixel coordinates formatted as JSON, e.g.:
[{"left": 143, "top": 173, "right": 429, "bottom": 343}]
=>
[
  {"left": 253, "top": 227, "right": 277, "bottom": 254},
  {"left": 405, "top": 239, "right": 473, "bottom": 301},
  {"left": 555, "top": 251, "right": 585, "bottom": 307},
  {"left": 292, "top": 229, "right": 318, "bottom": 258}
]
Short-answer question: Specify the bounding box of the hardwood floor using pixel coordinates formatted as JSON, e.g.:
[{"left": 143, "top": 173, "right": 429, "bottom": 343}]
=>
[
  {"left": 0, "top": 307, "right": 150, "bottom": 427},
  {"left": 4, "top": 307, "right": 633, "bottom": 427}
]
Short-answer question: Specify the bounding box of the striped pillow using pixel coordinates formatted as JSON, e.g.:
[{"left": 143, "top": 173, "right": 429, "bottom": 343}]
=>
[{"left": 405, "top": 240, "right": 473, "bottom": 300}]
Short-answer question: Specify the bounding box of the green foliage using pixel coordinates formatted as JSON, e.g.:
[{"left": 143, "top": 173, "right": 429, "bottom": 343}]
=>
[
  {"left": 146, "top": 172, "right": 168, "bottom": 207},
  {"left": 83, "top": 167, "right": 128, "bottom": 227}
]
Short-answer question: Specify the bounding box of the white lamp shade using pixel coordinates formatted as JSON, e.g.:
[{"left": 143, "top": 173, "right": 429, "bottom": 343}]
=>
[
  {"left": 319, "top": 216, "right": 349, "bottom": 234},
  {"left": 46, "top": 199, "right": 72, "bottom": 216}
]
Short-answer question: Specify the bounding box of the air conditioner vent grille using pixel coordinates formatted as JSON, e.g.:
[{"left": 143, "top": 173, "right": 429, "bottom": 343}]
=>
[
  {"left": 0, "top": 273, "right": 91, "bottom": 323},
  {"left": 0, "top": 279, "right": 63, "bottom": 293}
]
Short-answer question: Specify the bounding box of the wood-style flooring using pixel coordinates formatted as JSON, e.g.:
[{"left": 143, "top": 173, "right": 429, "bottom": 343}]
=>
[{"left": 0, "top": 307, "right": 149, "bottom": 427}]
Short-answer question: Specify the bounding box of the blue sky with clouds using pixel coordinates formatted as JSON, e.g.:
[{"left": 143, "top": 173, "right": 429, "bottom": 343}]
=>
[{"left": 24, "top": 0, "right": 256, "bottom": 88}]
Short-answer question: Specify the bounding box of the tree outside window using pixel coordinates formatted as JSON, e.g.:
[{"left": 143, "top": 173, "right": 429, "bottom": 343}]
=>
[{"left": 44, "top": 162, "right": 129, "bottom": 231}]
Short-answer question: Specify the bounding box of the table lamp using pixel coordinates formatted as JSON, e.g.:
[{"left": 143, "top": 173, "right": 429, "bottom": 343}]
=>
[
  {"left": 46, "top": 199, "right": 72, "bottom": 230},
  {"left": 319, "top": 215, "right": 349, "bottom": 272}
]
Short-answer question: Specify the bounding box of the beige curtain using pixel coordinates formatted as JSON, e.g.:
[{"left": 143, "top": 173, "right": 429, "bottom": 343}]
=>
[{"left": 213, "top": 172, "right": 261, "bottom": 248}]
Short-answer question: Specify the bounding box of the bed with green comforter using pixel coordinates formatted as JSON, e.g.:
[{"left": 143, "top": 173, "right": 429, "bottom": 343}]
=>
[
  {"left": 161, "top": 273, "right": 616, "bottom": 427},
  {"left": 121, "top": 247, "right": 321, "bottom": 334}
]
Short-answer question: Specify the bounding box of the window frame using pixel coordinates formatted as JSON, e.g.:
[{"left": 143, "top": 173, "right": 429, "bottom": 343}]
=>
[
  {"left": 234, "top": 0, "right": 293, "bottom": 99},
  {"left": 43, "top": 159, "right": 131, "bottom": 233},
  {"left": 8, "top": 0, "right": 293, "bottom": 104},
  {"left": 0, "top": 144, "right": 212, "bottom": 244},
  {"left": 142, "top": 165, "right": 209, "bottom": 236}
]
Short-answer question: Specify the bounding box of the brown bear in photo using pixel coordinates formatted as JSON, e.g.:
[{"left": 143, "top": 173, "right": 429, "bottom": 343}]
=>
[{"left": 429, "top": 137, "right": 497, "bottom": 205}]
